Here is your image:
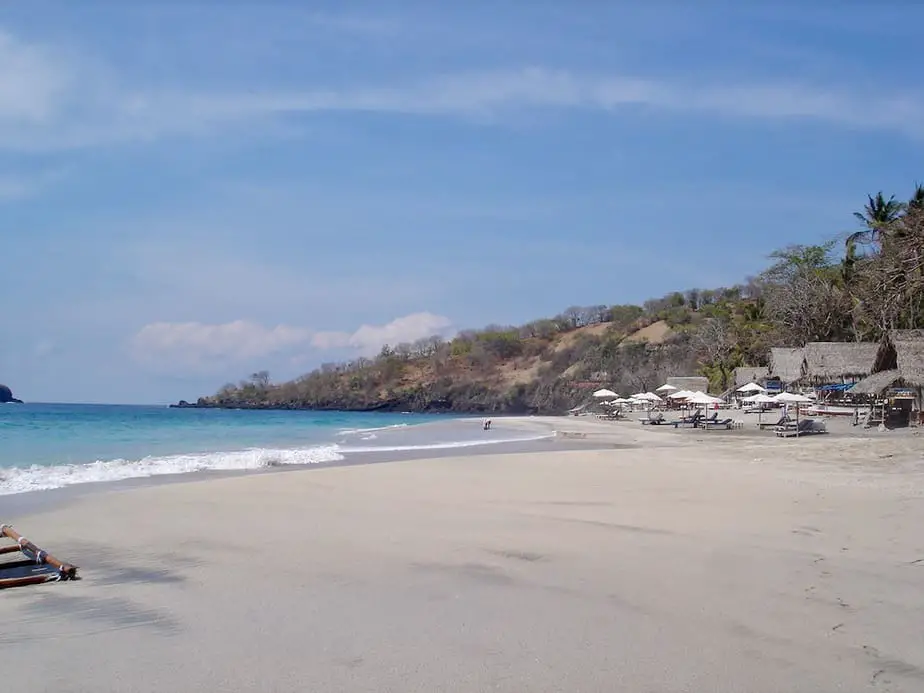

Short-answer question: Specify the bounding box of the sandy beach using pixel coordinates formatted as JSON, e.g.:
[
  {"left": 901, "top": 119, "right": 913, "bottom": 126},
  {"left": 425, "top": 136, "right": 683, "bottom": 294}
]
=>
[{"left": 3, "top": 416, "right": 924, "bottom": 692}]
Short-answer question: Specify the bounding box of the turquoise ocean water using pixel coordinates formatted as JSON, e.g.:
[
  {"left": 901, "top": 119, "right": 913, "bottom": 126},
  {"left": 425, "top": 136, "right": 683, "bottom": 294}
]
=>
[{"left": 0, "top": 404, "right": 547, "bottom": 496}]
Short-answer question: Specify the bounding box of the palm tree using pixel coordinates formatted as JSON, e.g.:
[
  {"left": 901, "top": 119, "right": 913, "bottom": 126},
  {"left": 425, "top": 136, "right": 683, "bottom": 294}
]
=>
[
  {"left": 842, "top": 192, "right": 903, "bottom": 282},
  {"left": 844, "top": 192, "right": 904, "bottom": 273},
  {"left": 849, "top": 192, "right": 904, "bottom": 247}
]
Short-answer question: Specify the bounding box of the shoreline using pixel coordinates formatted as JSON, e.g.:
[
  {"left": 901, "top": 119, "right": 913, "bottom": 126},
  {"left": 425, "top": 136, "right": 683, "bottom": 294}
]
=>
[
  {"left": 1, "top": 416, "right": 623, "bottom": 518},
  {"left": 5, "top": 409, "right": 921, "bottom": 511}
]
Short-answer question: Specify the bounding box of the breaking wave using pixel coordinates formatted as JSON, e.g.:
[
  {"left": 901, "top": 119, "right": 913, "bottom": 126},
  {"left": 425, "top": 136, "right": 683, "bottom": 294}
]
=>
[
  {"left": 0, "top": 445, "right": 344, "bottom": 496},
  {"left": 0, "top": 431, "right": 555, "bottom": 496}
]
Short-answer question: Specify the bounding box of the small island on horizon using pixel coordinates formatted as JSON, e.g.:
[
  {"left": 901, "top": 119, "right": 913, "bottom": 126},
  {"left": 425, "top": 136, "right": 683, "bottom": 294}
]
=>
[{"left": 0, "top": 384, "right": 23, "bottom": 404}]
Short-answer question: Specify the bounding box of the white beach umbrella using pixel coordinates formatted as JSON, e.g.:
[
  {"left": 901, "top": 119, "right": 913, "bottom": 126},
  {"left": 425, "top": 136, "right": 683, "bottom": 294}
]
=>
[
  {"left": 592, "top": 388, "right": 618, "bottom": 398},
  {"left": 634, "top": 392, "right": 662, "bottom": 402},
  {"left": 655, "top": 384, "right": 678, "bottom": 393},
  {"left": 774, "top": 392, "right": 812, "bottom": 403},
  {"left": 688, "top": 392, "right": 723, "bottom": 405},
  {"left": 685, "top": 392, "right": 723, "bottom": 424},
  {"left": 667, "top": 389, "right": 695, "bottom": 399},
  {"left": 736, "top": 382, "right": 766, "bottom": 393}
]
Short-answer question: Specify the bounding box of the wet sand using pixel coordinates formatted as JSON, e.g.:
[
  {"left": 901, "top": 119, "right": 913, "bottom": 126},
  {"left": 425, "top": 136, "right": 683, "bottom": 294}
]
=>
[{"left": 2, "top": 416, "right": 923, "bottom": 692}]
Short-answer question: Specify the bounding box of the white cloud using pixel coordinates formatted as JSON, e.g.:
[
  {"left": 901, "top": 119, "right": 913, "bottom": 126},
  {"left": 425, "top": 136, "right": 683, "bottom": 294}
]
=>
[
  {"left": 135, "top": 69, "right": 924, "bottom": 137},
  {"left": 0, "top": 31, "right": 72, "bottom": 124},
  {"left": 2, "top": 25, "right": 923, "bottom": 152},
  {"left": 130, "top": 312, "right": 455, "bottom": 373},
  {"left": 311, "top": 312, "right": 455, "bottom": 355}
]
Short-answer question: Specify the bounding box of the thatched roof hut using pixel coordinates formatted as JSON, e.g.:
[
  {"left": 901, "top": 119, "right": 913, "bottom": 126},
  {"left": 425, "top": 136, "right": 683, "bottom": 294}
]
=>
[
  {"left": 850, "top": 369, "right": 901, "bottom": 395},
  {"left": 880, "top": 329, "right": 924, "bottom": 386},
  {"left": 666, "top": 376, "right": 709, "bottom": 393},
  {"left": 852, "top": 330, "right": 924, "bottom": 395},
  {"left": 802, "top": 341, "right": 878, "bottom": 384},
  {"left": 769, "top": 347, "right": 804, "bottom": 385},
  {"left": 733, "top": 365, "right": 769, "bottom": 389},
  {"left": 850, "top": 331, "right": 924, "bottom": 427}
]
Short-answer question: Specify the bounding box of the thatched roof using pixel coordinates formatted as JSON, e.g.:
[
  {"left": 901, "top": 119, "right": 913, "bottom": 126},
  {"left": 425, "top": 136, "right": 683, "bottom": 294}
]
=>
[
  {"left": 802, "top": 341, "right": 878, "bottom": 381},
  {"left": 734, "top": 365, "right": 769, "bottom": 388},
  {"left": 889, "top": 330, "right": 924, "bottom": 387},
  {"left": 849, "top": 330, "right": 924, "bottom": 394},
  {"left": 850, "top": 369, "right": 901, "bottom": 395},
  {"left": 666, "top": 376, "right": 709, "bottom": 393},
  {"left": 769, "top": 347, "right": 804, "bottom": 384}
]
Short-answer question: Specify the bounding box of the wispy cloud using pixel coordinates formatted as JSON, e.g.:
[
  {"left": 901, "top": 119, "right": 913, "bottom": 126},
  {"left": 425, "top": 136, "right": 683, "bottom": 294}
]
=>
[
  {"left": 3, "top": 25, "right": 923, "bottom": 152},
  {"left": 192, "top": 69, "right": 924, "bottom": 136}
]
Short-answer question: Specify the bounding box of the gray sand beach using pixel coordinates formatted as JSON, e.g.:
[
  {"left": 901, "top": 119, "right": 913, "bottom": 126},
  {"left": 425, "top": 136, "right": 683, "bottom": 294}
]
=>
[{"left": 2, "top": 416, "right": 924, "bottom": 692}]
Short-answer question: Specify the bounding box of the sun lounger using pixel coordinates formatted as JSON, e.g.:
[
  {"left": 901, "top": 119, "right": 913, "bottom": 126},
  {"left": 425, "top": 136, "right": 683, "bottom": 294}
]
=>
[
  {"left": 696, "top": 412, "right": 721, "bottom": 428},
  {"left": 702, "top": 418, "right": 736, "bottom": 430},
  {"left": 775, "top": 419, "right": 827, "bottom": 438},
  {"left": 758, "top": 415, "right": 789, "bottom": 430}
]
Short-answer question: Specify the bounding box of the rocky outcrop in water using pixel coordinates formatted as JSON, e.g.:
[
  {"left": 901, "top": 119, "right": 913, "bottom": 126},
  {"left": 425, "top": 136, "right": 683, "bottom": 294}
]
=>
[{"left": 0, "top": 385, "right": 23, "bottom": 404}]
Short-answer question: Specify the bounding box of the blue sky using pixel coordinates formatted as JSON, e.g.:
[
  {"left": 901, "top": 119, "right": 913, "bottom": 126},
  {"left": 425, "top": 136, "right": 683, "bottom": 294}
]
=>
[{"left": 1, "top": 2, "right": 922, "bottom": 404}]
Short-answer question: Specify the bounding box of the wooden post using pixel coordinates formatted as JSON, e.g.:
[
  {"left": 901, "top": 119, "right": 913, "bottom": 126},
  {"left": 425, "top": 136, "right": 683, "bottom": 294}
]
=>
[{"left": 0, "top": 524, "right": 78, "bottom": 580}]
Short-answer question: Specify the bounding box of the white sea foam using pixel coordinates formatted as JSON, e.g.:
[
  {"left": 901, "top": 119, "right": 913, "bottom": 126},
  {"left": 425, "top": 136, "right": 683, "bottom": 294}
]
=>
[
  {"left": 338, "top": 423, "right": 410, "bottom": 435},
  {"left": 0, "top": 445, "right": 344, "bottom": 496},
  {"left": 340, "top": 433, "right": 554, "bottom": 454},
  {"left": 0, "top": 430, "right": 554, "bottom": 497}
]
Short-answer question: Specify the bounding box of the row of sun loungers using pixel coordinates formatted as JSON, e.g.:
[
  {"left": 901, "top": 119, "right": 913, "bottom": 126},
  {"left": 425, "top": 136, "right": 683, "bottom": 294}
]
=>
[
  {"left": 640, "top": 412, "right": 740, "bottom": 430},
  {"left": 639, "top": 411, "right": 827, "bottom": 436}
]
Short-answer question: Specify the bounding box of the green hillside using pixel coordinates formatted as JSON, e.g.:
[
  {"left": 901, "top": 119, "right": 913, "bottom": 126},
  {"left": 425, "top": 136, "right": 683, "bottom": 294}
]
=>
[{"left": 184, "top": 186, "right": 924, "bottom": 414}]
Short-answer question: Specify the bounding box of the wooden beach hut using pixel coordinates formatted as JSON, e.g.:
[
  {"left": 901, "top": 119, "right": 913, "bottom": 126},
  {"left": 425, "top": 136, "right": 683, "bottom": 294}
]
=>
[{"left": 851, "top": 330, "right": 924, "bottom": 427}]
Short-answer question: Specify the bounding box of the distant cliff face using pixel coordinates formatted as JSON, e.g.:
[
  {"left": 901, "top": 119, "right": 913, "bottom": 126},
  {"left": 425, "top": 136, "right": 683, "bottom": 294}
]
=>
[{"left": 0, "top": 385, "right": 23, "bottom": 403}]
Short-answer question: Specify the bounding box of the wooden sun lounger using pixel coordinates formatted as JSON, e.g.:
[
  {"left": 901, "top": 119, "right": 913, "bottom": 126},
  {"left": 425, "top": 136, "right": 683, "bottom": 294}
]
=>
[
  {"left": 758, "top": 416, "right": 789, "bottom": 430},
  {"left": 701, "top": 418, "right": 736, "bottom": 430},
  {"left": 0, "top": 524, "right": 78, "bottom": 589},
  {"left": 672, "top": 415, "right": 703, "bottom": 428},
  {"left": 775, "top": 419, "right": 828, "bottom": 438}
]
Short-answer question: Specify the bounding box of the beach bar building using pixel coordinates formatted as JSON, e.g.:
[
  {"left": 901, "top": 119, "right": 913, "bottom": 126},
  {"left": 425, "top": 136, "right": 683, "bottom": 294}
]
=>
[
  {"left": 850, "top": 330, "right": 924, "bottom": 427},
  {"left": 802, "top": 341, "right": 878, "bottom": 390}
]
